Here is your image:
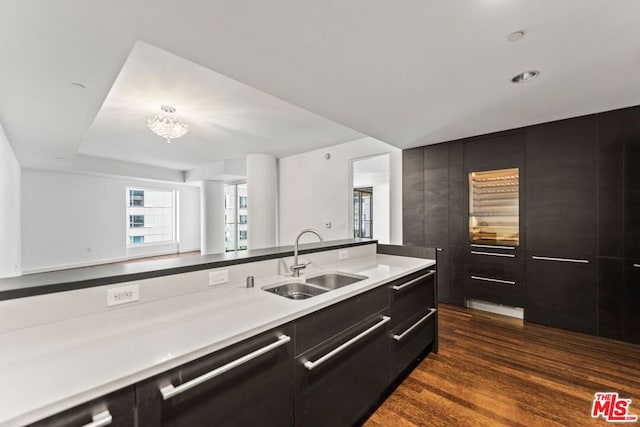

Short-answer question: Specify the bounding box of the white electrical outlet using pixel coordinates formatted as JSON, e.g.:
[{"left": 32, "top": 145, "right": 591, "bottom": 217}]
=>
[
  {"left": 209, "top": 269, "right": 229, "bottom": 286},
  {"left": 325, "top": 222, "right": 332, "bottom": 229},
  {"left": 339, "top": 250, "right": 349, "bottom": 260},
  {"left": 107, "top": 284, "right": 139, "bottom": 307}
]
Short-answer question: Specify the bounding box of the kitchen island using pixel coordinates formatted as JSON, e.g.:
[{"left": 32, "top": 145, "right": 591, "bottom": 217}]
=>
[{"left": 0, "top": 240, "right": 436, "bottom": 426}]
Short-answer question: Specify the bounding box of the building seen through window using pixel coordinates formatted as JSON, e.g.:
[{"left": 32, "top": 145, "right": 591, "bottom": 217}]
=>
[
  {"left": 225, "top": 183, "right": 248, "bottom": 252},
  {"left": 126, "top": 188, "right": 176, "bottom": 246}
]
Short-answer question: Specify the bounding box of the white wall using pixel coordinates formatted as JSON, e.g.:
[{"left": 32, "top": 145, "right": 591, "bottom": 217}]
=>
[
  {"left": 278, "top": 137, "right": 402, "bottom": 245},
  {"left": 353, "top": 154, "right": 391, "bottom": 244},
  {"left": 0, "top": 123, "right": 21, "bottom": 278},
  {"left": 21, "top": 169, "right": 201, "bottom": 273},
  {"left": 247, "top": 154, "right": 277, "bottom": 249}
]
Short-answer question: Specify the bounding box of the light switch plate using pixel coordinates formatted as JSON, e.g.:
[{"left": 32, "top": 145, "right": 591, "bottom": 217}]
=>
[{"left": 209, "top": 269, "right": 229, "bottom": 286}]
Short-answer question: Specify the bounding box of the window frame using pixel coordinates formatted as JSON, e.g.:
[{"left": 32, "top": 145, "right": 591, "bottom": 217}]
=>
[{"left": 126, "top": 187, "right": 177, "bottom": 248}]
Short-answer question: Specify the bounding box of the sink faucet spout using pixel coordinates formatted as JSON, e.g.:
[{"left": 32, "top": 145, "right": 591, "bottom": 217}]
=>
[{"left": 291, "top": 229, "right": 325, "bottom": 277}]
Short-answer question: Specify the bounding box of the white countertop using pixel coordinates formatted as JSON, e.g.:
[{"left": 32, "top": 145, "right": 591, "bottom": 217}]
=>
[{"left": 0, "top": 254, "right": 434, "bottom": 427}]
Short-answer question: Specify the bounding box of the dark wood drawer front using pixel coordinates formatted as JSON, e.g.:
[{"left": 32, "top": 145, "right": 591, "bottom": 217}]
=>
[
  {"left": 295, "top": 311, "right": 390, "bottom": 427},
  {"left": 28, "top": 386, "right": 135, "bottom": 427},
  {"left": 390, "top": 307, "right": 436, "bottom": 379},
  {"left": 626, "top": 260, "right": 640, "bottom": 344},
  {"left": 467, "top": 249, "right": 522, "bottom": 281},
  {"left": 464, "top": 276, "right": 523, "bottom": 307},
  {"left": 137, "top": 325, "right": 294, "bottom": 427},
  {"left": 390, "top": 269, "right": 436, "bottom": 329},
  {"left": 295, "top": 285, "right": 388, "bottom": 355},
  {"left": 525, "top": 254, "right": 597, "bottom": 335}
]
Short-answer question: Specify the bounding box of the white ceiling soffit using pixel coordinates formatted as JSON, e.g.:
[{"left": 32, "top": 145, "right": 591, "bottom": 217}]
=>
[
  {"left": 1, "top": 1, "right": 640, "bottom": 174},
  {"left": 78, "top": 41, "right": 364, "bottom": 171}
]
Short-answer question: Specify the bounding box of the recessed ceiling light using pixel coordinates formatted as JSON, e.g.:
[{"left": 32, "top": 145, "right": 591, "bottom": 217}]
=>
[
  {"left": 71, "top": 82, "right": 86, "bottom": 88},
  {"left": 511, "top": 70, "right": 540, "bottom": 83},
  {"left": 507, "top": 31, "right": 525, "bottom": 42}
]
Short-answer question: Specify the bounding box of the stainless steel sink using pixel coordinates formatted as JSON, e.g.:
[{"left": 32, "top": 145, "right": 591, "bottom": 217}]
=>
[
  {"left": 262, "top": 282, "right": 329, "bottom": 300},
  {"left": 305, "top": 272, "right": 368, "bottom": 290}
]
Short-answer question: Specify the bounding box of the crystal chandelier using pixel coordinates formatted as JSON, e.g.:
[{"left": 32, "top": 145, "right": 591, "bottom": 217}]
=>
[{"left": 146, "top": 106, "right": 189, "bottom": 143}]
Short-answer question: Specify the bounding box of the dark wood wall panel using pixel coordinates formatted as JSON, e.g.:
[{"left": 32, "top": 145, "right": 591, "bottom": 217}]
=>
[
  {"left": 401, "top": 104, "right": 640, "bottom": 343},
  {"left": 402, "top": 147, "right": 425, "bottom": 246}
]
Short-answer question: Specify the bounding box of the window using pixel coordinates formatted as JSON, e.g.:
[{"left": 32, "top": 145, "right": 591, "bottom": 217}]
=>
[
  {"left": 129, "top": 215, "right": 145, "bottom": 228},
  {"left": 225, "top": 183, "right": 248, "bottom": 252},
  {"left": 126, "top": 188, "right": 176, "bottom": 246},
  {"left": 129, "top": 190, "right": 144, "bottom": 207}
]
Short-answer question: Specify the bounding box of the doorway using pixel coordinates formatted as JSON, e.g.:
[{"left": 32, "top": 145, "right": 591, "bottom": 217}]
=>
[
  {"left": 353, "top": 187, "right": 373, "bottom": 238},
  {"left": 350, "top": 154, "right": 391, "bottom": 243}
]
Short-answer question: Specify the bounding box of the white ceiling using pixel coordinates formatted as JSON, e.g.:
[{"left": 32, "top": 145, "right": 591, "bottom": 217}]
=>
[
  {"left": 79, "top": 42, "right": 363, "bottom": 171},
  {"left": 2, "top": 1, "right": 640, "bottom": 176}
]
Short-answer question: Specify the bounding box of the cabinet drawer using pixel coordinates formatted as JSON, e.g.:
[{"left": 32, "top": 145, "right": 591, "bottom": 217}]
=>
[
  {"left": 467, "top": 247, "right": 522, "bottom": 280},
  {"left": 390, "top": 269, "right": 435, "bottom": 329},
  {"left": 137, "top": 324, "right": 294, "bottom": 427},
  {"left": 295, "top": 285, "right": 388, "bottom": 355},
  {"left": 295, "top": 311, "right": 390, "bottom": 427},
  {"left": 27, "top": 387, "right": 135, "bottom": 427},
  {"left": 525, "top": 253, "right": 597, "bottom": 334},
  {"left": 390, "top": 307, "right": 436, "bottom": 379},
  {"left": 465, "top": 249, "right": 524, "bottom": 306}
]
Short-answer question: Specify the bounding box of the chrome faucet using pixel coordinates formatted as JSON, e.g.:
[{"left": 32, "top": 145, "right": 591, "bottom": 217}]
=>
[{"left": 291, "top": 229, "right": 325, "bottom": 277}]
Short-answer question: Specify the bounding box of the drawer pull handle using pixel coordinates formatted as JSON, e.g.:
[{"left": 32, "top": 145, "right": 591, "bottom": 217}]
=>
[
  {"left": 531, "top": 256, "right": 589, "bottom": 264},
  {"left": 471, "top": 244, "right": 515, "bottom": 250},
  {"left": 160, "top": 334, "right": 291, "bottom": 400},
  {"left": 303, "top": 316, "right": 390, "bottom": 371},
  {"left": 470, "top": 251, "right": 515, "bottom": 258},
  {"left": 82, "top": 411, "right": 112, "bottom": 427},
  {"left": 471, "top": 275, "right": 516, "bottom": 285},
  {"left": 392, "top": 271, "right": 435, "bottom": 291},
  {"left": 392, "top": 309, "right": 437, "bottom": 341}
]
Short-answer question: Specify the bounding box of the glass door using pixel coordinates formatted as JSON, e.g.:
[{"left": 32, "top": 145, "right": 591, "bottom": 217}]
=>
[
  {"left": 469, "top": 168, "right": 519, "bottom": 245},
  {"left": 353, "top": 187, "right": 373, "bottom": 238}
]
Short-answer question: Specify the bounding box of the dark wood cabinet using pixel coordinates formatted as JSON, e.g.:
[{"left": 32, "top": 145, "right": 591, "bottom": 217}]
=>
[
  {"left": 463, "top": 131, "right": 525, "bottom": 173},
  {"left": 403, "top": 147, "right": 425, "bottom": 246},
  {"left": 295, "top": 309, "right": 390, "bottom": 427},
  {"left": 598, "top": 257, "right": 625, "bottom": 340},
  {"left": 525, "top": 254, "right": 597, "bottom": 335},
  {"left": 137, "top": 325, "right": 294, "bottom": 427},
  {"left": 449, "top": 141, "right": 466, "bottom": 247},
  {"left": 27, "top": 387, "right": 135, "bottom": 427},
  {"left": 525, "top": 116, "right": 598, "bottom": 257},
  {"left": 448, "top": 246, "right": 467, "bottom": 306},
  {"left": 623, "top": 107, "right": 640, "bottom": 260},
  {"left": 465, "top": 247, "right": 524, "bottom": 307},
  {"left": 423, "top": 144, "right": 450, "bottom": 249},
  {"left": 435, "top": 247, "right": 451, "bottom": 303},
  {"left": 403, "top": 104, "right": 639, "bottom": 343},
  {"left": 388, "top": 269, "right": 437, "bottom": 379},
  {"left": 625, "top": 260, "right": 640, "bottom": 344},
  {"left": 598, "top": 111, "right": 624, "bottom": 258},
  {"left": 26, "top": 267, "right": 441, "bottom": 426},
  {"left": 424, "top": 167, "right": 449, "bottom": 248}
]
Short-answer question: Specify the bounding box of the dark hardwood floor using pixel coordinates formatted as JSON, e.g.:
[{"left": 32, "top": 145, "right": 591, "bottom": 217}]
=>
[{"left": 366, "top": 304, "right": 640, "bottom": 426}]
